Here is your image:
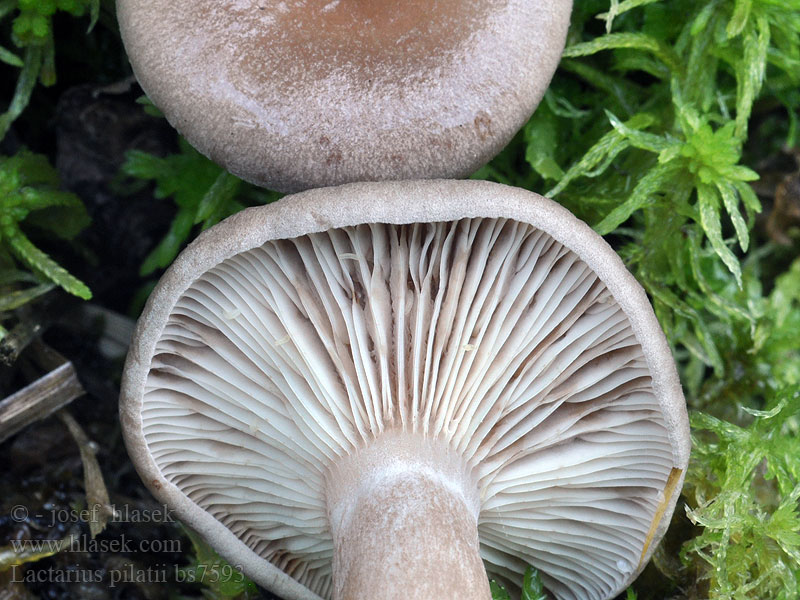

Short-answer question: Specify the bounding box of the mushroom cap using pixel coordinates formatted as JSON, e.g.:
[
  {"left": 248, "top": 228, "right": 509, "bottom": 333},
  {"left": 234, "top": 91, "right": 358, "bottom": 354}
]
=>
[
  {"left": 116, "top": 1, "right": 572, "bottom": 193},
  {"left": 121, "top": 180, "right": 690, "bottom": 600}
]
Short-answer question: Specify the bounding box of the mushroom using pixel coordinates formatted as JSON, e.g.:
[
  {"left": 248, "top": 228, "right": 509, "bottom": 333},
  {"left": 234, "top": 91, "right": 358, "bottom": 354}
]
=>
[
  {"left": 115, "top": 1, "right": 573, "bottom": 193},
  {"left": 121, "top": 180, "right": 690, "bottom": 600}
]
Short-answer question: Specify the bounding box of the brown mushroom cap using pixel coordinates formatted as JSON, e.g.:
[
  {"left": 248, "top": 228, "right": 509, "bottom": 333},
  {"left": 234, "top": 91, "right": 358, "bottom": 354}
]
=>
[
  {"left": 116, "top": 1, "right": 573, "bottom": 193},
  {"left": 121, "top": 180, "right": 690, "bottom": 600}
]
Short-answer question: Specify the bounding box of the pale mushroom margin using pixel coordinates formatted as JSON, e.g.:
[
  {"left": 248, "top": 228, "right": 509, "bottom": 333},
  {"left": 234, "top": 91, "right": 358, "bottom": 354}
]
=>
[{"left": 121, "top": 180, "right": 690, "bottom": 600}]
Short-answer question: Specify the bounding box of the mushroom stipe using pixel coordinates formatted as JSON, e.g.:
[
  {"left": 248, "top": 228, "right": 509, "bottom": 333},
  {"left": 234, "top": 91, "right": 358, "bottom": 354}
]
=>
[{"left": 121, "top": 180, "right": 690, "bottom": 600}]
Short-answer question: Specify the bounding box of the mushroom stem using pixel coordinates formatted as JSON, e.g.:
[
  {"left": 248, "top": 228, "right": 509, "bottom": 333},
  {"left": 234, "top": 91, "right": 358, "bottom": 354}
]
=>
[{"left": 326, "top": 433, "right": 489, "bottom": 600}]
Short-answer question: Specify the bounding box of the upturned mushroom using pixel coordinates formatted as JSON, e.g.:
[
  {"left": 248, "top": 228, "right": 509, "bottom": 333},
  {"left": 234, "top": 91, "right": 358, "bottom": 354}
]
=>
[
  {"left": 121, "top": 180, "right": 690, "bottom": 600},
  {"left": 115, "top": 1, "right": 573, "bottom": 193}
]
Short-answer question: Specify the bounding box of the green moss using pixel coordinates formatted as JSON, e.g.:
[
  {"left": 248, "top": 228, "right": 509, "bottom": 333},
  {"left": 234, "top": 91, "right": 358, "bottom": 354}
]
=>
[
  {"left": 177, "top": 527, "right": 260, "bottom": 600},
  {"left": 491, "top": 566, "right": 548, "bottom": 600},
  {"left": 1, "top": 0, "right": 99, "bottom": 136},
  {"left": 684, "top": 388, "right": 800, "bottom": 599},
  {"left": 475, "top": 1, "right": 800, "bottom": 596},
  {"left": 120, "top": 137, "right": 281, "bottom": 277},
  {"left": 0, "top": 151, "right": 90, "bottom": 302}
]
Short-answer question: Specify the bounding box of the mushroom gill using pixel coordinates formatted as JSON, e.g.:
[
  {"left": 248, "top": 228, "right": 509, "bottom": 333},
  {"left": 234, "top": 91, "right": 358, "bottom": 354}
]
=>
[{"left": 141, "top": 217, "right": 674, "bottom": 600}]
